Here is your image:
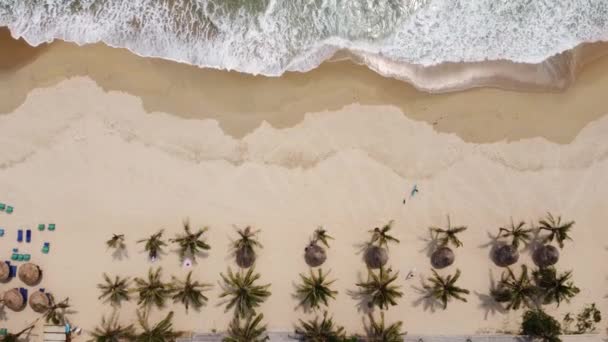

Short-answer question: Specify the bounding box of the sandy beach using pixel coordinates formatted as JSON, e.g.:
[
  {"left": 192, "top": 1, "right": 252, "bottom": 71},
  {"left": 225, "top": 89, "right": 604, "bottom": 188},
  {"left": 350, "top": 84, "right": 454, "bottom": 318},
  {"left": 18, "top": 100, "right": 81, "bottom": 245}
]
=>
[{"left": 0, "top": 27, "right": 607, "bottom": 339}]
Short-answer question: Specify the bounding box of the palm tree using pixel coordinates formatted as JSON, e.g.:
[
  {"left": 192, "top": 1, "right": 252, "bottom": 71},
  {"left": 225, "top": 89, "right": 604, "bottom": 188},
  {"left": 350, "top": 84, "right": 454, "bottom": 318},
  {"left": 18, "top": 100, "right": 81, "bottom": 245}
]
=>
[
  {"left": 170, "top": 271, "right": 212, "bottom": 312},
  {"left": 89, "top": 312, "right": 136, "bottom": 342},
  {"left": 304, "top": 227, "right": 333, "bottom": 267},
  {"left": 296, "top": 268, "right": 338, "bottom": 310},
  {"left": 224, "top": 313, "right": 269, "bottom": 342},
  {"left": 137, "top": 230, "right": 166, "bottom": 261},
  {"left": 106, "top": 234, "right": 126, "bottom": 251},
  {"left": 136, "top": 311, "right": 181, "bottom": 342},
  {"left": 1, "top": 323, "right": 36, "bottom": 342},
  {"left": 539, "top": 212, "right": 574, "bottom": 249},
  {"left": 491, "top": 265, "right": 537, "bottom": 310},
  {"left": 219, "top": 267, "right": 271, "bottom": 318},
  {"left": 97, "top": 274, "right": 131, "bottom": 306},
  {"left": 533, "top": 267, "right": 580, "bottom": 307},
  {"left": 498, "top": 219, "right": 532, "bottom": 249},
  {"left": 43, "top": 294, "right": 70, "bottom": 325},
  {"left": 170, "top": 221, "right": 210, "bottom": 262},
  {"left": 356, "top": 267, "right": 403, "bottom": 310},
  {"left": 233, "top": 226, "right": 262, "bottom": 269},
  {"left": 429, "top": 216, "right": 467, "bottom": 269},
  {"left": 423, "top": 269, "right": 470, "bottom": 310},
  {"left": 365, "top": 221, "right": 399, "bottom": 269},
  {"left": 294, "top": 311, "right": 346, "bottom": 342},
  {"left": 134, "top": 268, "right": 171, "bottom": 310},
  {"left": 364, "top": 312, "right": 405, "bottom": 342},
  {"left": 430, "top": 215, "right": 467, "bottom": 248}
]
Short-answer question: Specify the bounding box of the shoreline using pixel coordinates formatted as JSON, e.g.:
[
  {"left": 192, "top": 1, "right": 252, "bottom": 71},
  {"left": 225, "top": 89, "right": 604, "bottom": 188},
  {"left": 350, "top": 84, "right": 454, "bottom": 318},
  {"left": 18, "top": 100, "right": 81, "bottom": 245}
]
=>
[{"left": 2, "top": 27, "right": 608, "bottom": 145}]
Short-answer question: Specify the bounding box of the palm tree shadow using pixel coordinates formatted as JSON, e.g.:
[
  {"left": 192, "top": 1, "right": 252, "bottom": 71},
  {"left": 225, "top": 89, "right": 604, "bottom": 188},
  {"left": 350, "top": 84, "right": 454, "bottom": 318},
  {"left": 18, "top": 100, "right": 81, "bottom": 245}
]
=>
[
  {"left": 418, "top": 230, "right": 440, "bottom": 258},
  {"left": 411, "top": 279, "right": 442, "bottom": 313},
  {"left": 0, "top": 305, "right": 6, "bottom": 321},
  {"left": 522, "top": 223, "right": 543, "bottom": 255},
  {"left": 111, "top": 248, "right": 129, "bottom": 261},
  {"left": 475, "top": 270, "right": 506, "bottom": 319},
  {"left": 346, "top": 271, "right": 374, "bottom": 315}
]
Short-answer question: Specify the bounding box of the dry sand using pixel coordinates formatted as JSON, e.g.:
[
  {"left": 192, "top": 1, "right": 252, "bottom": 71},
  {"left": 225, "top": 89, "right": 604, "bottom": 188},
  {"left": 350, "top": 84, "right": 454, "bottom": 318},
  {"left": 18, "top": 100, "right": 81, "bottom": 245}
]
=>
[{"left": 0, "top": 28, "right": 607, "bottom": 339}]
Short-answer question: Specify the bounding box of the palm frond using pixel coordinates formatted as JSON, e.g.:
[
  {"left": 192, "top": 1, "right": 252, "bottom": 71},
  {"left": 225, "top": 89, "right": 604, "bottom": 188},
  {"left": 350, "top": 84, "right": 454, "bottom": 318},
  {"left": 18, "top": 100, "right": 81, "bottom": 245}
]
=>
[
  {"left": 423, "top": 269, "right": 470, "bottom": 310},
  {"left": 356, "top": 267, "right": 403, "bottom": 310},
  {"left": 89, "top": 312, "right": 136, "bottom": 342},
  {"left": 313, "top": 227, "right": 333, "bottom": 249},
  {"left": 533, "top": 267, "right": 580, "bottom": 307},
  {"left": 171, "top": 271, "right": 212, "bottom": 312},
  {"left": 170, "top": 221, "right": 211, "bottom": 261},
  {"left": 106, "top": 234, "right": 126, "bottom": 250},
  {"left": 134, "top": 268, "right": 171, "bottom": 310},
  {"left": 136, "top": 311, "right": 182, "bottom": 342},
  {"left": 491, "top": 265, "right": 537, "bottom": 310},
  {"left": 498, "top": 219, "right": 532, "bottom": 249},
  {"left": 294, "top": 312, "right": 345, "bottom": 342},
  {"left": 538, "top": 213, "right": 574, "bottom": 249},
  {"left": 223, "top": 313, "right": 269, "bottom": 342},
  {"left": 429, "top": 215, "right": 467, "bottom": 248},
  {"left": 365, "top": 312, "right": 406, "bottom": 342},
  {"left": 97, "top": 273, "right": 131, "bottom": 306},
  {"left": 296, "top": 268, "right": 338, "bottom": 310},
  {"left": 219, "top": 267, "right": 271, "bottom": 318},
  {"left": 369, "top": 221, "right": 399, "bottom": 249},
  {"left": 137, "top": 230, "right": 166, "bottom": 260},
  {"left": 43, "top": 294, "right": 70, "bottom": 325}
]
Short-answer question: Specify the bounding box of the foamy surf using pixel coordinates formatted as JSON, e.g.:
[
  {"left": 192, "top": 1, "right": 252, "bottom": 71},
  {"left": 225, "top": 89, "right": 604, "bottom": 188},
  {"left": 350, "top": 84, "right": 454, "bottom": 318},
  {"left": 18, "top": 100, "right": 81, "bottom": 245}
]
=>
[{"left": 1, "top": 0, "right": 608, "bottom": 92}]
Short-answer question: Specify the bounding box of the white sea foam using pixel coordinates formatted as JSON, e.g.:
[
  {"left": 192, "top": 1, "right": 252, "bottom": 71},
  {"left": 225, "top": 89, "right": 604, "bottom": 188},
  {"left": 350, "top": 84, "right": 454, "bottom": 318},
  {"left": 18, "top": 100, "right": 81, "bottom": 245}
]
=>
[{"left": 1, "top": 0, "right": 608, "bottom": 91}]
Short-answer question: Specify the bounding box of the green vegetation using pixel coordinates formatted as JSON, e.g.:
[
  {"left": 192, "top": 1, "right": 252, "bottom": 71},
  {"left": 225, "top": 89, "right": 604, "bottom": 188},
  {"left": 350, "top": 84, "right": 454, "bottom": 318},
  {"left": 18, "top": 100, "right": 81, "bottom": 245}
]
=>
[
  {"left": 521, "top": 309, "right": 562, "bottom": 342},
  {"left": 563, "top": 303, "right": 602, "bottom": 334},
  {"left": 294, "top": 311, "right": 346, "bottom": 342},
  {"left": 106, "top": 234, "right": 126, "bottom": 251},
  {"left": 423, "top": 269, "right": 469, "bottom": 310},
  {"left": 136, "top": 311, "right": 181, "bottom": 342},
  {"left": 539, "top": 213, "right": 574, "bottom": 249},
  {"left": 533, "top": 267, "right": 580, "bottom": 307},
  {"left": 356, "top": 267, "right": 403, "bottom": 310},
  {"left": 88, "top": 312, "right": 136, "bottom": 342},
  {"left": 498, "top": 219, "right": 532, "bottom": 249},
  {"left": 224, "top": 313, "right": 269, "bottom": 342},
  {"left": 43, "top": 294, "right": 70, "bottom": 325},
  {"left": 170, "top": 222, "right": 211, "bottom": 261},
  {"left": 369, "top": 221, "right": 400, "bottom": 249},
  {"left": 296, "top": 268, "right": 337, "bottom": 310},
  {"left": 97, "top": 274, "right": 131, "bottom": 306},
  {"left": 491, "top": 265, "right": 537, "bottom": 310},
  {"left": 170, "top": 271, "right": 212, "bottom": 312},
  {"left": 134, "top": 268, "right": 171, "bottom": 310},
  {"left": 364, "top": 312, "right": 406, "bottom": 342},
  {"left": 219, "top": 267, "right": 271, "bottom": 318},
  {"left": 137, "top": 230, "right": 166, "bottom": 260},
  {"left": 429, "top": 215, "right": 467, "bottom": 248},
  {"left": 312, "top": 227, "right": 333, "bottom": 248}
]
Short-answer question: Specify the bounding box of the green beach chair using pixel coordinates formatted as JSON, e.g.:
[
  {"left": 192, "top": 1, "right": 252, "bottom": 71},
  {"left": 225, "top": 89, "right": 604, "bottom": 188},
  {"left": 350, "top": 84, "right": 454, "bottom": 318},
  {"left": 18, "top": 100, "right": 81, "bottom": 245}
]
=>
[
  {"left": 5, "top": 206, "right": 13, "bottom": 214},
  {"left": 11, "top": 253, "right": 18, "bottom": 261},
  {"left": 17, "top": 254, "right": 24, "bottom": 261},
  {"left": 23, "top": 254, "right": 31, "bottom": 261},
  {"left": 0, "top": 203, "right": 5, "bottom": 210},
  {"left": 38, "top": 224, "right": 45, "bottom": 231},
  {"left": 48, "top": 224, "right": 56, "bottom": 231}
]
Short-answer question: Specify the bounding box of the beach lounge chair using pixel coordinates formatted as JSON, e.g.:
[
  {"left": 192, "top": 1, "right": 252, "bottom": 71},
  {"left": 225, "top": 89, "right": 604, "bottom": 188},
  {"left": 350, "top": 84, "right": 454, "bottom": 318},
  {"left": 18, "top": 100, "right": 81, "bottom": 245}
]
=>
[
  {"left": 17, "top": 229, "right": 23, "bottom": 243},
  {"left": 26, "top": 230, "right": 32, "bottom": 243},
  {"left": 48, "top": 224, "right": 56, "bottom": 231},
  {"left": 19, "top": 288, "right": 28, "bottom": 301},
  {"left": 42, "top": 242, "right": 50, "bottom": 254},
  {"left": 0, "top": 203, "right": 4, "bottom": 210},
  {"left": 11, "top": 253, "right": 18, "bottom": 261},
  {"left": 38, "top": 224, "right": 45, "bottom": 231},
  {"left": 9, "top": 265, "right": 17, "bottom": 278},
  {"left": 6, "top": 206, "right": 13, "bottom": 214},
  {"left": 23, "top": 254, "right": 31, "bottom": 261},
  {"left": 0, "top": 228, "right": 4, "bottom": 237}
]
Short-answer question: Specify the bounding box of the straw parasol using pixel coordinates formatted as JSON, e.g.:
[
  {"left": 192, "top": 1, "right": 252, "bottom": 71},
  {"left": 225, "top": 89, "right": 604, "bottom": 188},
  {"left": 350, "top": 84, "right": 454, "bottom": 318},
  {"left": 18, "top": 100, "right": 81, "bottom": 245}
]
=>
[
  {"left": 3, "top": 288, "right": 25, "bottom": 311},
  {"left": 18, "top": 263, "right": 42, "bottom": 286},
  {"left": 0, "top": 262, "right": 9, "bottom": 281},
  {"left": 29, "top": 291, "right": 50, "bottom": 313}
]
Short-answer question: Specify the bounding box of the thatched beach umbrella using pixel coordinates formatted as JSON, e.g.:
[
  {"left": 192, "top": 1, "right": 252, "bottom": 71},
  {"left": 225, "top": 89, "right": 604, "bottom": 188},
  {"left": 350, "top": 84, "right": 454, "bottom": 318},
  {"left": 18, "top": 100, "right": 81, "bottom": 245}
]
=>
[
  {"left": 364, "top": 245, "right": 388, "bottom": 269},
  {"left": 0, "top": 262, "right": 9, "bottom": 282},
  {"left": 492, "top": 242, "right": 520, "bottom": 267},
  {"left": 431, "top": 246, "right": 455, "bottom": 269},
  {"left": 533, "top": 245, "right": 559, "bottom": 267},
  {"left": 29, "top": 291, "right": 50, "bottom": 313},
  {"left": 18, "top": 263, "right": 42, "bottom": 286},
  {"left": 3, "top": 288, "right": 25, "bottom": 311},
  {"left": 304, "top": 243, "right": 327, "bottom": 267}
]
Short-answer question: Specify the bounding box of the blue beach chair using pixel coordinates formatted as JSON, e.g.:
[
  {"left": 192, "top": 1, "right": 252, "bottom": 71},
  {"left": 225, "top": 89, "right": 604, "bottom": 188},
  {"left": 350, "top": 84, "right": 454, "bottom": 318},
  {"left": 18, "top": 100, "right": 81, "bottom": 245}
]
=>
[{"left": 17, "top": 230, "right": 23, "bottom": 243}]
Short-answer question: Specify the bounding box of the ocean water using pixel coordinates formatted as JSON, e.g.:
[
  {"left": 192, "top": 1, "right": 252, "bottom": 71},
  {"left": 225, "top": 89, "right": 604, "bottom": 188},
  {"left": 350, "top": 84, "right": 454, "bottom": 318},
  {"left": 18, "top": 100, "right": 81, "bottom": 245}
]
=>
[{"left": 1, "top": 0, "right": 608, "bottom": 90}]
